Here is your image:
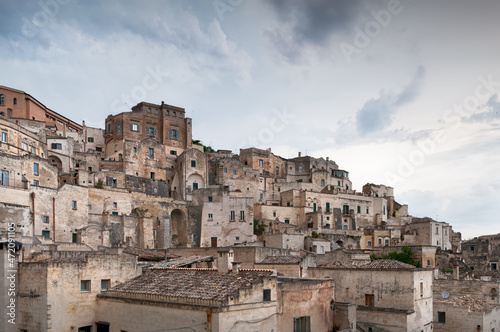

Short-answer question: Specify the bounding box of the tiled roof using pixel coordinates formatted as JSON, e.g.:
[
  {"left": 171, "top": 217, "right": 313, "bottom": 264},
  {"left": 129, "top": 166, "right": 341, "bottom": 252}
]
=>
[
  {"left": 257, "top": 256, "right": 303, "bottom": 264},
  {"left": 109, "top": 268, "right": 273, "bottom": 301},
  {"left": 318, "top": 261, "right": 347, "bottom": 268},
  {"left": 123, "top": 247, "right": 169, "bottom": 261},
  {"left": 360, "top": 259, "right": 416, "bottom": 269},
  {"left": 437, "top": 295, "right": 491, "bottom": 312},
  {"left": 158, "top": 255, "right": 214, "bottom": 268}
]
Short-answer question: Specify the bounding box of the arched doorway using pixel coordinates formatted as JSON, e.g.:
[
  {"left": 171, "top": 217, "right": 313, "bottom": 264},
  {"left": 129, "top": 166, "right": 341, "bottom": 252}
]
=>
[
  {"left": 171, "top": 209, "right": 187, "bottom": 247},
  {"left": 49, "top": 155, "right": 63, "bottom": 171}
]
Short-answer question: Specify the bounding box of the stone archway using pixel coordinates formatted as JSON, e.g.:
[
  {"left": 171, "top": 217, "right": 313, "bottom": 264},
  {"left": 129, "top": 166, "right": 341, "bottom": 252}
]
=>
[
  {"left": 48, "top": 155, "right": 63, "bottom": 171},
  {"left": 171, "top": 209, "right": 187, "bottom": 247}
]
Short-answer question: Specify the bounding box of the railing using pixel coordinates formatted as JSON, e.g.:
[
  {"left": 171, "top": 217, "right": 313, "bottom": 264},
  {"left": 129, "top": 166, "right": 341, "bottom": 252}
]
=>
[{"left": 0, "top": 177, "right": 28, "bottom": 189}]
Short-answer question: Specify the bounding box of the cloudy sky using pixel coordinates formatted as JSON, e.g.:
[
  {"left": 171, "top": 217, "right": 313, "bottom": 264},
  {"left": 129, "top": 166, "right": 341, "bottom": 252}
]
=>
[{"left": 1, "top": 0, "right": 499, "bottom": 239}]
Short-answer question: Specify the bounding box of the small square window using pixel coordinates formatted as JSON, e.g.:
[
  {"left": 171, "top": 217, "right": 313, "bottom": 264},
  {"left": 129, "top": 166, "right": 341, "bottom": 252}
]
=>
[
  {"left": 72, "top": 201, "right": 77, "bottom": 209},
  {"left": 208, "top": 213, "right": 213, "bottom": 221},
  {"left": 437, "top": 311, "right": 445, "bottom": 324},
  {"left": 81, "top": 280, "right": 90, "bottom": 292},
  {"left": 43, "top": 216, "right": 49, "bottom": 223},
  {"left": 263, "top": 289, "right": 271, "bottom": 302},
  {"left": 42, "top": 230, "right": 50, "bottom": 239},
  {"left": 208, "top": 196, "right": 213, "bottom": 202},
  {"left": 101, "top": 279, "right": 110, "bottom": 291},
  {"left": 87, "top": 137, "right": 94, "bottom": 142},
  {"left": 191, "top": 160, "right": 196, "bottom": 167}
]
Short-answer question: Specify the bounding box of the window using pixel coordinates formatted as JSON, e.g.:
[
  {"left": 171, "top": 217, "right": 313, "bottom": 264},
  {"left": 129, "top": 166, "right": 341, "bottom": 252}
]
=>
[
  {"left": 224, "top": 168, "right": 227, "bottom": 173},
  {"left": 13, "top": 97, "right": 17, "bottom": 105},
  {"left": 42, "top": 230, "right": 50, "bottom": 239},
  {"left": 116, "top": 124, "right": 122, "bottom": 133},
  {"left": 259, "top": 159, "right": 263, "bottom": 168},
  {"left": 326, "top": 203, "right": 330, "bottom": 213},
  {"left": 148, "top": 108, "right": 151, "bottom": 113},
  {"left": 378, "top": 237, "right": 382, "bottom": 245},
  {"left": 427, "top": 259, "right": 431, "bottom": 267},
  {"left": 208, "top": 213, "right": 213, "bottom": 221},
  {"left": 263, "top": 289, "right": 271, "bottom": 302},
  {"left": 114, "top": 145, "right": 118, "bottom": 152},
  {"left": 149, "top": 148, "right": 154, "bottom": 159},
  {"left": 34, "top": 163, "right": 39, "bottom": 175},
  {"left": 1, "top": 170, "right": 9, "bottom": 186},
  {"left": 437, "top": 311, "right": 445, "bottom": 324},
  {"left": 0, "top": 94, "right": 4, "bottom": 105},
  {"left": 51, "top": 143, "right": 62, "bottom": 150},
  {"left": 1, "top": 132, "right": 7, "bottom": 143},
  {"left": 72, "top": 233, "right": 77, "bottom": 243},
  {"left": 192, "top": 182, "right": 198, "bottom": 190},
  {"left": 294, "top": 316, "right": 310, "bottom": 332},
  {"left": 191, "top": 160, "right": 196, "bottom": 167},
  {"left": 154, "top": 109, "right": 158, "bottom": 114},
  {"left": 81, "top": 280, "right": 91, "bottom": 292},
  {"left": 113, "top": 202, "right": 117, "bottom": 209},
  {"left": 365, "top": 294, "right": 374, "bottom": 307},
  {"left": 230, "top": 211, "right": 235, "bottom": 221},
  {"left": 357, "top": 206, "right": 361, "bottom": 213},
  {"left": 150, "top": 172, "right": 155, "bottom": 180},
  {"left": 170, "top": 129, "right": 179, "bottom": 140},
  {"left": 170, "top": 150, "right": 177, "bottom": 155},
  {"left": 147, "top": 127, "right": 157, "bottom": 137},
  {"left": 43, "top": 216, "right": 49, "bottom": 223},
  {"left": 31, "top": 146, "right": 35, "bottom": 154},
  {"left": 22, "top": 143, "right": 28, "bottom": 151},
  {"left": 342, "top": 205, "right": 349, "bottom": 215},
  {"left": 260, "top": 193, "right": 264, "bottom": 200},
  {"left": 298, "top": 166, "right": 303, "bottom": 173},
  {"left": 33, "top": 180, "right": 38, "bottom": 186},
  {"left": 233, "top": 170, "right": 236, "bottom": 175},
  {"left": 72, "top": 201, "right": 77, "bottom": 209},
  {"left": 87, "top": 137, "right": 94, "bottom": 142},
  {"left": 285, "top": 219, "right": 290, "bottom": 224},
  {"left": 491, "top": 263, "right": 498, "bottom": 270},
  {"left": 276, "top": 166, "right": 279, "bottom": 175},
  {"left": 420, "top": 282, "right": 424, "bottom": 297},
  {"left": 436, "top": 227, "right": 439, "bottom": 235},
  {"left": 384, "top": 238, "right": 390, "bottom": 246},
  {"left": 101, "top": 279, "right": 110, "bottom": 291},
  {"left": 343, "top": 225, "right": 348, "bottom": 230},
  {"left": 240, "top": 211, "right": 245, "bottom": 221},
  {"left": 208, "top": 196, "right": 213, "bottom": 202},
  {"left": 130, "top": 123, "right": 140, "bottom": 131},
  {"left": 321, "top": 179, "right": 325, "bottom": 186},
  {"left": 366, "top": 208, "right": 369, "bottom": 214}
]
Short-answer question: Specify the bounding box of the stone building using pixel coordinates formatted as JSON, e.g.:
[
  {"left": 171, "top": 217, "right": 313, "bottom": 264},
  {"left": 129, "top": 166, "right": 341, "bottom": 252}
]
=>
[
  {"left": 310, "top": 259, "right": 434, "bottom": 332},
  {"left": 0, "top": 85, "right": 81, "bottom": 132},
  {"left": 96, "top": 250, "right": 278, "bottom": 332},
  {"left": 191, "top": 187, "right": 256, "bottom": 247},
  {"left": 16, "top": 250, "right": 142, "bottom": 332},
  {"left": 403, "top": 217, "right": 453, "bottom": 250},
  {"left": 433, "top": 296, "right": 500, "bottom": 332}
]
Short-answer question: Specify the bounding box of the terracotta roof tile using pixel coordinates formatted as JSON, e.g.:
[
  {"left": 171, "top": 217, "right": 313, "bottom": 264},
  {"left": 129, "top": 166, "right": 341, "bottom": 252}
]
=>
[
  {"left": 318, "top": 261, "right": 347, "bottom": 268},
  {"left": 360, "top": 259, "right": 416, "bottom": 269},
  {"left": 109, "top": 268, "right": 273, "bottom": 301},
  {"left": 257, "top": 256, "right": 303, "bottom": 265}
]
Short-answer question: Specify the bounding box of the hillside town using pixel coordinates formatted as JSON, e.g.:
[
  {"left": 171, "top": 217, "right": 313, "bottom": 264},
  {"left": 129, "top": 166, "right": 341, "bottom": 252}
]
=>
[{"left": 1, "top": 84, "right": 499, "bottom": 332}]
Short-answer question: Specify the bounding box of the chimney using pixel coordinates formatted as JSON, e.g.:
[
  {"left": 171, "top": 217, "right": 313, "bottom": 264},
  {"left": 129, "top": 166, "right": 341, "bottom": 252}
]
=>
[
  {"left": 298, "top": 152, "right": 301, "bottom": 157},
  {"left": 82, "top": 120, "right": 86, "bottom": 127},
  {"left": 326, "top": 157, "right": 329, "bottom": 162},
  {"left": 217, "top": 249, "right": 234, "bottom": 274},
  {"left": 231, "top": 261, "right": 241, "bottom": 273}
]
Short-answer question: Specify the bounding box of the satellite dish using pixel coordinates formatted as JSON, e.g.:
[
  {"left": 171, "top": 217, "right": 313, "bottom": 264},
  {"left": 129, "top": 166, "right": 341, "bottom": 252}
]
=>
[{"left": 442, "top": 291, "right": 450, "bottom": 299}]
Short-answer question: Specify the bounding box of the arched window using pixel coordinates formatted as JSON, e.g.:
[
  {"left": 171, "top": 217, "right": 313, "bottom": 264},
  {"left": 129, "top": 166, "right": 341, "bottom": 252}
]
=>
[
  {"left": 0, "top": 94, "right": 4, "bottom": 105},
  {"left": 13, "top": 98, "right": 17, "bottom": 105}
]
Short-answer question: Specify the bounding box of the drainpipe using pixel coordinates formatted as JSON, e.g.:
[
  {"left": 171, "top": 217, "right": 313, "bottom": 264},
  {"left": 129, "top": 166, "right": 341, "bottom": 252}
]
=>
[
  {"left": 31, "top": 192, "right": 35, "bottom": 241},
  {"left": 52, "top": 197, "right": 56, "bottom": 242},
  {"left": 206, "top": 310, "right": 212, "bottom": 332}
]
